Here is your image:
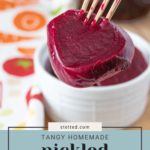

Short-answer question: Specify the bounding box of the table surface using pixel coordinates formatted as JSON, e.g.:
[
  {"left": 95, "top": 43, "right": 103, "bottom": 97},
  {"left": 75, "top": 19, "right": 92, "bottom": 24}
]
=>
[{"left": 45, "top": 12, "right": 150, "bottom": 129}]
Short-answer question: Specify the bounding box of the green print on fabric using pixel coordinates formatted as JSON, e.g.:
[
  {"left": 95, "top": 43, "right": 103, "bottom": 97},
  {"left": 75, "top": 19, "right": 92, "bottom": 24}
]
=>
[
  {"left": 51, "top": 7, "right": 63, "bottom": 16},
  {"left": 0, "top": 108, "right": 13, "bottom": 116}
]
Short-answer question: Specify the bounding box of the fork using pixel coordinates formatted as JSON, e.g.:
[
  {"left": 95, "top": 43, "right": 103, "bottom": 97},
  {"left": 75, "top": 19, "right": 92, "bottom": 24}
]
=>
[{"left": 81, "top": 0, "right": 122, "bottom": 25}]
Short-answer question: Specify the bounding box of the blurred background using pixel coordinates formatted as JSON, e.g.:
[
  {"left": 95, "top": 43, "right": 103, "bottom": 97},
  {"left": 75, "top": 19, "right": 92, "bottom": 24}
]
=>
[{"left": 0, "top": 0, "right": 150, "bottom": 130}]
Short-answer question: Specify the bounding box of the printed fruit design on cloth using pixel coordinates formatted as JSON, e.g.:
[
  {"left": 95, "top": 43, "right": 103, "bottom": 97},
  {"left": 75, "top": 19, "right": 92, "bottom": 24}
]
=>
[
  {"left": 3, "top": 58, "right": 34, "bottom": 77},
  {"left": 0, "top": 0, "right": 38, "bottom": 10},
  {"left": 0, "top": 32, "right": 34, "bottom": 43},
  {"left": 26, "top": 87, "right": 43, "bottom": 105},
  {"left": 18, "top": 48, "right": 35, "bottom": 56},
  {"left": 14, "top": 11, "right": 46, "bottom": 31}
]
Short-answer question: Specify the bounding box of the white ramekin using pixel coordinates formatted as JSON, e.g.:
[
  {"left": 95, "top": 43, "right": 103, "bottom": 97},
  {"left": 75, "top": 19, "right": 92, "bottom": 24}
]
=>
[{"left": 34, "top": 31, "right": 150, "bottom": 126}]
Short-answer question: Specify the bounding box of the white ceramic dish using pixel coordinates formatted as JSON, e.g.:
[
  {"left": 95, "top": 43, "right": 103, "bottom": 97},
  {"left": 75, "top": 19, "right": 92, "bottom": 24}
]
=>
[{"left": 34, "top": 31, "right": 150, "bottom": 126}]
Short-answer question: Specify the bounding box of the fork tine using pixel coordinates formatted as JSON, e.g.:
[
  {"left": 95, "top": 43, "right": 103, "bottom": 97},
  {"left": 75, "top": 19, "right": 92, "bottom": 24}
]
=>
[
  {"left": 81, "top": 0, "right": 91, "bottom": 12},
  {"left": 106, "top": 0, "right": 122, "bottom": 20},
  {"left": 82, "top": 0, "right": 122, "bottom": 26},
  {"left": 85, "top": 0, "right": 99, "bottom": 23},
  {"left": 94, "top": 0, "right": 110, "bottom": 22}
]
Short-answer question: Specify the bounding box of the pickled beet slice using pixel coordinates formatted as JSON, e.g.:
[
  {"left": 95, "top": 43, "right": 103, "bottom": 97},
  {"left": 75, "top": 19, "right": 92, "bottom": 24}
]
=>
[{"left": 47, "top": 10, "right": 135, "bottom": 87}]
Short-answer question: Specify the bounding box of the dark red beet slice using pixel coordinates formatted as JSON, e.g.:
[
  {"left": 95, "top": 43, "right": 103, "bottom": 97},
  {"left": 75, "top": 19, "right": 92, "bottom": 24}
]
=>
[
  {"left": 47, "top": 10, "right": 135, "bottom": 87},
  {"left": 99, "top": 48, "right": 148, "bottom": 86}
]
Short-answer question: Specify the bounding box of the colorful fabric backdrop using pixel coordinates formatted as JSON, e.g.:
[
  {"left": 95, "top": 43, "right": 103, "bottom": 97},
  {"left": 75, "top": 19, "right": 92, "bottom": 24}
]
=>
[{"left": 0, "top": 0, "right": 76, "bottom": 130}]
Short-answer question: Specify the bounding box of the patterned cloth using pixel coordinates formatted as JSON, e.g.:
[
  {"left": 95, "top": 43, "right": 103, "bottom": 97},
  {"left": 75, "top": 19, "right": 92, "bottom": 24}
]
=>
[{"left": 0, "top": 0, "right": 76, "bottom": 130}]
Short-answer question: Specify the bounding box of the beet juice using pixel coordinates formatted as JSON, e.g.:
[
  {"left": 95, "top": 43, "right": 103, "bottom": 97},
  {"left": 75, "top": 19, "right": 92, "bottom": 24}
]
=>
[{"left": 99, "top": 48, "right": 148, "bottom": 86}]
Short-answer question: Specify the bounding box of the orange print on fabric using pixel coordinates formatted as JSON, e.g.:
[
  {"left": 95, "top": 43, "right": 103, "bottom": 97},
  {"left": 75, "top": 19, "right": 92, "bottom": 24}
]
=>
[
  {"left": 0, "top": 1, "right": 15, "bottom": 10},
  {"left": 18, "top": 48, "right": 36, "bottom": 56},
  {"left": 0, "top": 0, "right": 39, "bottom": 10},
  {"left": 14, "top": 11, "right": 46, "bottom": 31},
  {"left": 0, "top": 32, "right": 34, "bottom": 43}
]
